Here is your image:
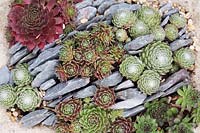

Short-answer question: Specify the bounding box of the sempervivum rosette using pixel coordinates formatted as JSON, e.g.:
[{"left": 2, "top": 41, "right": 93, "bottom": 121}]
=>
[
  {"left": 79, "top": 106, "right": 109, "bottom": 133},
  {"left": 165, "top": 24, "right": 179, "bottom": 41},
  {"left": 137, "top": 70, "right": 161, "bottom": 95},
  {"left": 141, "top": 41, "right": 173, "bottom": 75},
  {"left": 112, "top": 10, "right": 137, "bottom": 29},
  {"left": 169, "top": 13, "right": 187, "bottom": 29},
  {"left": 16, "top": 86, "right": 41, "bottom": 112},
  {"left": 134, "top": 115, "right": 158, "bottom": 133},
  {"left": 137, "top": 6, "right": 161, "bottom": 28},
  {"left": 59, "top": 45, "right": 74, "bottom": 63},
  {"left": 115, "top": 29, "right": 129, "bottom": 42},
  {"left": 129, "top": 20, "right": 150, "bottom": 38},
  {"left": 95, "top": 60, "right": 114, "bottom": 79},
  {"left": 93, "top": 88, "right": 116, "bottom": 109},
  {"left": 0, "top": 85, "right": 17, "bottom": 107},
  {"left": 8, "top": 0, "right": 64, "bottom": 50},
  {"left": 56, "top": 99, "right": 82, "bottom": 122},
  {"left": 151, "top": 26, "right": 166, "bottom": 41},
  {"left": 174, "top": 48, "right": 195, "bottom": 69},
  {"left": 110, "top": 118, "right": 133, "bottom": 133},
  {"left": 119, "top": 56, "right": 145, "bottom": 82},
  {"left": 12, "top": 63, "right": 32, "bottom": 86}
]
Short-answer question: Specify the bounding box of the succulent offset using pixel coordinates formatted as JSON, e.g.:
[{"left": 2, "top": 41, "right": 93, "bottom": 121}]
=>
[
  {"left": 174, "top": 48, "right": 195, "bottom": 69},
  {"left": 0, "top": 84, "right": 17, "bottom": 107},
  {"left": 56, "top": 99, "right": 82, "bottom": 122},
  {"left": 137, "top": 70, "right": 161, "bottom": 95},
  {"left": 16, "top": 86, "right": 41, "bottom": 112},
  {"left": 165, "top": 24, "right": 179, "bottom": 41},
  {"left": 119, "top": 56, "right": 145, "bottom": 82},
  {"left": 137, "top": 6, "right": 161, "bottom": 28},
  {"left": 110, "top": 118, "right": 133, "bottom": 133},
  {"left": 141, "top": 41, "right": 173, "bottom": 75},
  {"left": 169, "top": 13, "right": 187, "bottom": 28},
  {"left": 112, "top": 10, "right": 137, "bottom": 28},
  {"left": 151, "top": 26, "right": 166, "bottom": 41},
  {"left": 12, "top": 63, "right": 32, "bottom": 86},
  {"left": 134, "top": 115, "right": 158, "bottom": 133}
]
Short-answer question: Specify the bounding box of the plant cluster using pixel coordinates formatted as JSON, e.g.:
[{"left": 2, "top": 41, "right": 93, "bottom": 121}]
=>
[
  {"left": 56, "top": 23, "right": 125, "bottom": 81},
  {"left": 0, "top": 64, "right": 41, "bottom": 112}
]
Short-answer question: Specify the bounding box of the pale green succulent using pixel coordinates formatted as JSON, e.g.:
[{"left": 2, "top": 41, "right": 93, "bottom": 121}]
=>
[
  {"left": 0, "top": 84, "right": 17, "bottom": 107},
  {"left": 59, "top": 45, "right": 73, "bottom": 63},
  {"left": 165, "top": 24, "right": 179, "bottom": 41},
  {"left": 16, "top": 86, "right": 41, "bottom": 112},
  {"left": 167, "top": 117, "right": 193, "bottom": 133},
  {"left": 112, "top": 10, "right": 137, "bottom": 28},
  {"left": 174, "top": 48, "right": 195, "bottom": 69},
  {"left": 141, "top": 41, "right": 173, "bottom": 75},
  {"left": 169, "top": 13, "right": 187, "bottom": 28},
  {"left": 129, "top": 20, "right": 150, "bottom": 38},
  {"left": 119, "top": 56, "right": 145, "bottom": 82},
  {"left": 192, "top": 103, "right": 200, "bottom": 123},
  {"left": 170, "top": 63, "right": 180, "bottom": 73},
  {"left": 137, "top": 6, "right": 161, "bottom": 28},
  {"left": 12, "top": 63, "right": 32, "bottom": 86},
  {"left": 115, "top": 29, "right": 128, "bottom": 42},
  {"left": 134, "top": 115, "right": 158, "bottom": 133},
  {"left": 137, "top": 70, "right": 161, "bottom": 95},
  {"left": 151, "top": 26, "right": 166, "bottom": 41},
  {"left": 79, "top": 106, "right": 109, "bottom": 133},
  {"left": 176, "top": 85, "right": 200, "bottom": 110}
]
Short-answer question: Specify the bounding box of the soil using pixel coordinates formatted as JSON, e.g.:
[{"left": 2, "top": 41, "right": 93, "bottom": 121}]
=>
[{"left": 0, "top": 0, "right": 199, "bottom": 132}]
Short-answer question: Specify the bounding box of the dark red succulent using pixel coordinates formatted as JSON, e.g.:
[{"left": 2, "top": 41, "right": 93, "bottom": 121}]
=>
[
  {"left": 110, "top": 118, "right": 134, "bottom": 133},
  {"left": 94, "top": 88, "right": 116, "bottom": 109},
  {"left": 8, "top": 0, "right": 64, "bottom": 50},
  {"left": 56, "top": 98, "right": 82, "bottom": 122}
]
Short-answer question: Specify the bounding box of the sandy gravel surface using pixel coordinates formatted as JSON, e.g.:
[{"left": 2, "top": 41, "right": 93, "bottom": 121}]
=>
[{"left": 0, "top": 0, "right": 199, "bottom": 133}]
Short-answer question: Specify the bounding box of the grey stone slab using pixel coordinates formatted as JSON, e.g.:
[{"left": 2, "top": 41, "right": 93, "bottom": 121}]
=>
[
  {"left": 40, "top": 79, "right": 56, "bottom": 91},
  {"left": 9, "top": 48, "right": 29, "bottom": 66},
  {"left": 170, "top": 39, "right": 193, "bottom": 51},
  {"left": 73, "top": 85, "right": 97, "bottom": 98},
  {"left": 0, "top": 66, "right": 10, "bottom": 85},
  {"left": 123, "top": 105, "right": 145, "bottom": 118},
  {"left": 115, "top": 80, "right": 135, "bottom": 91},
  {"left": 8, "top": 42, "right": 23, "bottom": 55}
]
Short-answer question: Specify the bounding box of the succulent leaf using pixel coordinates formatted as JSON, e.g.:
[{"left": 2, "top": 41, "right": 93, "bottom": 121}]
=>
[
  {"left": 174, "top": 48, "right": 195, "bottom": 69},
  {"left": 137, "top": 70, "right": 161, "bottom": 95},
  {"left": 119, "top": 56, "right": 145, "bottom": 82},
  {"left": 165, "top": 24, "right": 179, "bottom": 41},
  {"left": 112, "top": 10, "right": 137, "bottom": 28},
  {"left": 192, "top": 103, "right": 200, "bottom": 123},
  {"left": 95, "top": 60, "right": 114, "bottom": 79},
  {"left": 129, "top": 20, "right": 150, "bottom": 38},
  {"left": 110, "top": 118, "right": 133, "bottom": 133},
  {"left": 134, "top": 115, "right": 158, "bottom": 133},
  {"left": 94, "top": 88, "right": 116, "bottom": 109},
  {"left": 12, "top": 63, "right": 32, "bottom": 86},
  {"left": 16, "top": 86, "right": 41, "bottom": 112},
  {"left": 169, "top": 13, "right": 187, "bottom": 28},
  {"left": 137, "top": 6, "right": 161, "bottom": 28},
  {"left": 0, "top": 84, "right": 17, "bottom": 107},
  {"left": 59, "top": 45, "right": 74, "bottom": 63},
  {"left": 56, "top": 99, "right": 82, "bottom": 122},
  {"left": 141, "top": 41, "right": 173, "bottom": 75}
]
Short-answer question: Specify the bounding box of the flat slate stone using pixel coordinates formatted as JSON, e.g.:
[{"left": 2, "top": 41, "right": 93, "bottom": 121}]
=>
[
  {"left": 161, "top": 16, "right": 169, "bottom": 27},
  {"left": 104, "top": 3, "right": 141, "bottom": 16},
  {"left": 94, "top": 71, "right": 123, "bottom": 87},
  {"left": 31, "top": 60, "right": 58, "bottom": 87},
  {"left": 0, "top": 66, "right": 10, "bottom": 85},
  {"left": 73, "top": 85, "right": 97, "bottom": 98},
  {"left": 170, "top": 39, "right": 193, "bottom": 51},
  {"left": 76, "top": 6, "right": 97, "bottom": 25},
  {"left": 40, "top": 79, "right": 56, "bottom": 91},
  {"left": 8, "top": 42, "right": 23, "bottom": 55},
  {"left": 42, "top": 113, "right": 57, "bottom": 126},
  {"left": 159, "top": 69, "right": 189, "bottom": 92},
  {"left": 93, "top": 0, "right": 106, "bottom": 6},
  {"left": 75, "top": 0, "right": 93, "bottom": 9},
  {"left": 9, "top": 48, "right": 29, "bottom": 66},
  {"left": 44, "top": 78, "right": 90, "bottom": 100},
  {"left": 123, "top": 105, "right": 145, "bottom": 118},
  {"left": 163, "top": 8, "right": 179, "bottom": 17},
  {"left": 115, "top": 80, "right": 135, "bottom": 91},
  {"left": 159, "top": 2, "right": 172, "bottom": 14},
  {"left": 29, "top": 46, "right": 62, "bottom": 71},
  {"left": 110, "top": 91, "right": 147, "bottom": 109},
  {"left": 117, "top": 88, "right": 145, "bottom": 100},
  {"left": 124, "top": 34, "right": 154, "bottom": 51},
  {"left": 179, "top": 27, "right": 187, "bottom": 36},
  {"left": 145, "top": 91, "right": 165, "bottom": 102},
  {"left": 98, "top": 0, "right": 118, "bottom": 14},
  {"left": 20, "top": 109, "right": 51, "bottom": 128}
]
